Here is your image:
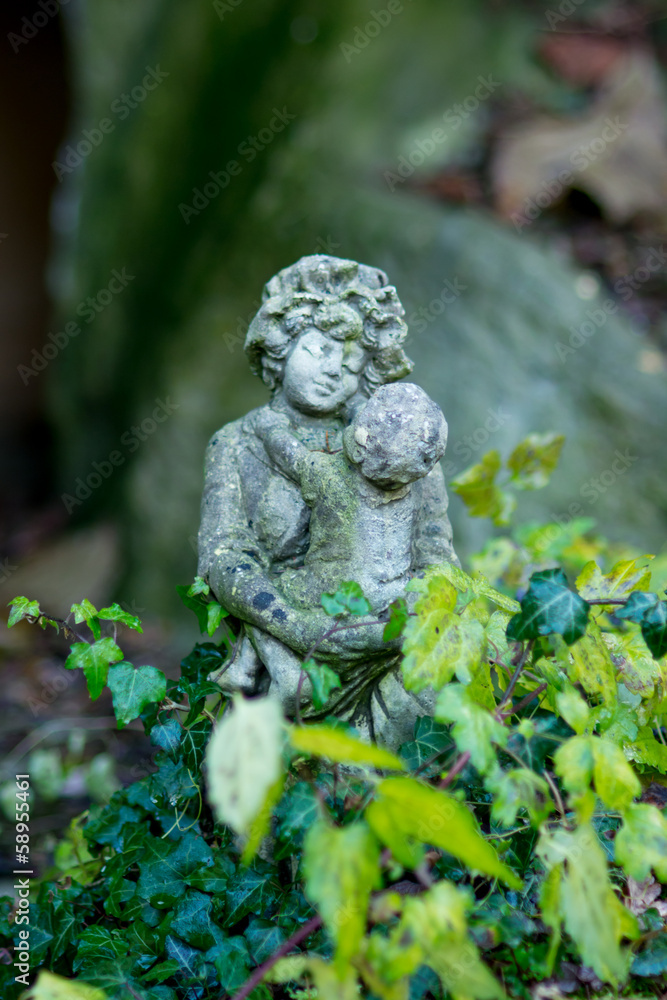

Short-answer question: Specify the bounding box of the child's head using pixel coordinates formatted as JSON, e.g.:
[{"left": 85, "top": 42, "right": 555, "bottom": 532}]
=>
[{"left": 343, "top": 383, "right": 447, "bottom": 487}]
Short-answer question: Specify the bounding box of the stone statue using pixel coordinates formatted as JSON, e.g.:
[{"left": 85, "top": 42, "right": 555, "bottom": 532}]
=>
[{"left": 197, "top": 254, "right": 458, "bottom": 747}]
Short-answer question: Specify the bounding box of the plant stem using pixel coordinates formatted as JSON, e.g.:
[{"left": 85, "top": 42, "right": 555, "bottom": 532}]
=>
[
  {"left": 436, "top": 643, "right": 539, "bottom": 791},
  {"left": 586, "top": 598, "right": 627, "bottom": 605},
  {"left": 499, "top": 682, "right": 548, "bottom": 720},
  {"left": 438, "top": 751, "right": 471, "bottom": 789},
  {"left": 413, "top": 745, "right": 456, "bottom": 777},
  {"left": 228, "top": 913, "right": 323, "bottom": 1000},
  {"left": 496, "top": 640, "right": 535, "bottom": 715},
  {"left": 295, "top": 669, "right": 305, "bottom": 726}
]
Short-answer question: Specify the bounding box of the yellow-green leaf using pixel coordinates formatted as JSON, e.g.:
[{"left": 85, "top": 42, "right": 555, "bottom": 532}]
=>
[
  {"left": 591, "top": 738, "right": 641, "bottom": 812},
  {"left": 615, "top": 803, "right": 667, "bottom": 882},
  {"left": 507, "top": 432, "right": 564, "bottom": 491},
  {"left": 576, "top": 556, "right": 653, "bottom": 603},
  {"left": 366, "top": 798, "right": 424, "bottom": 870},
  {"left": 402, "top": 612, "right": 486, "bottom": 693},
  {"left": 22, "top": 971, "right": 108, "bottom": 1000},
  {"left": 241, "top": 774, "right": 285, "bottom": 864},
  {"left": 399, "top": 882, "right": 505, "bottom": 999},
  {"left": 486, "top": 767, "right": 552, "bottom": 828},
  {"left": 555, "top": 735, "right": 640, "bottom": 813},
  {"left": 435, "top": 684, "right": 507, "bottom": 774},
  {"left": 405, "top": 571, "right": 457, "bottom": 617},
  {"left": 568, "top": 622, "right": 617, "bottom": 705},
  {"left": 375, "top": 777, "right": 521, "bottom": 888},
  {"left": 303, "top": 819, "right": 380, "bottom": 970},
  {"left": 451, "top": 450, "right": 516, "bottom": 525},
  {"left": 537, "top": 824, "right": 637, "bottom": 985},
  {"left": 289, "top": 725, "right": 405, "bottom": 771},
  {"left": 555, "top": 686, "right": 591, "bottom": 734}
]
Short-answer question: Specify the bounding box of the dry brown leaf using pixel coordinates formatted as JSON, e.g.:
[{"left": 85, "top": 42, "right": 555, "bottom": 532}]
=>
[
  {"left": 494, "top": 48, "right": 667, "bottom": 226},
  {"left": 626, "top": 875, "right": 667, "bottom": 917}
]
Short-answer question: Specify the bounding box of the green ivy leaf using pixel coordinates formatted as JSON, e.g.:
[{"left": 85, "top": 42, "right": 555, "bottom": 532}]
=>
[
  {"left": 97, "top": 602, "right": 143, "bottom": 632},
  {"left": 640, "top": 600, "right": 667, "bottom": 659},
  {"left": 171, "top": 890, "right": 217, "bottom": 950},
  {"left": 181, "top": 718, "right": 213, "bottom": 772},
  {"left": 245, "top": 917, "right": 287, "bottom": 966},
  {"left": 176, "top": 583, "right": 228, "bottom": 635},
  {"left": 383, "top": 597, "right": 410, "bottom": 641},
  {"left": 150, "top": 718, "right": 182, "bottom": 756},
  {"left": 632, "top": 934, "right": 667, "bottom": 977},
  {"left": 507, "top": 568, "right": 589, "bottom": 645},
  {"left": 435, "top": 684, "right": 507, "bottom": 775},
  {"left": 206, "top": 695, "right": 284, "bottom": 835},
  {"left": 64, "top": 638, "right": 124, "bottom": 700},
  {"left": 137, "top": 832, "right": 213, "bottom": 908},
  {"left": 302, "top": 658, "right": 342, "bottom": 711},
  {"left": 223, "top": 858, "right": 282, "bottom": 927},
  {"left": 399, "top": 716, "right": 453, "bottom": 773},
  {"left": 164, "top": 935, "right": 205, "bottom": 981},
  {"left": 207, "top": 936, "right": 251, "bottom": 993},
  {"left": 71, "top": 599, "right": 102, "bottom": 640},
  {"left": 107, "top": 663, "right": 167, "bottom": 728},
  {"left": 615, "top": 803, "right": 667, "bottom": 882},
  {"left": 7, "top": 595, "right": 42, "bottom": 627},
  {"left": 614, "top": 591, "right": 660, "bottom": 626},
  {"left": 304, "top": 819, "right": 380, "bottom": 970},
  {"left": 507, "top": 432, "right": 565, "bottom": 490},
  {"left": 321, "top": 580, "right": 371, "bottom": 616},
  {"left": 274, "top": 781, "right": 319, "bottom": 858}
]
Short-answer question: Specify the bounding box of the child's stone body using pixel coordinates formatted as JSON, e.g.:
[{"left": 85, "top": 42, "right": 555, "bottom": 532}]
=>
[{"left": 253, "top": 382, "right": 448, "bottom": 614}]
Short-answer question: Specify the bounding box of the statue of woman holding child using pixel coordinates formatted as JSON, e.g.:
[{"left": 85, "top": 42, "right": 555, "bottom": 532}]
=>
[{"left": 197, "top": 254, "right": 457, "bottom": 747}]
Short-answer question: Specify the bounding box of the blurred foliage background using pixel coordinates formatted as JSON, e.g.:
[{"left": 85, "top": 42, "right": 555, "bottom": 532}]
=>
[{"left": 1, "top": 0, "right": 667, "bottom": 875}]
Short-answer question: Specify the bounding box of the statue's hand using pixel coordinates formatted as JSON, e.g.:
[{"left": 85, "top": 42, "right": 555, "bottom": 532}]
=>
[{"left": 293, "top": 609, "right": 400, "bottom": 661}]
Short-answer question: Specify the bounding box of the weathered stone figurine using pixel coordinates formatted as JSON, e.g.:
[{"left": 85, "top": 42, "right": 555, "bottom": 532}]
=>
[{"left": 198, "top": 254, "right": 457, "bottom": 747}]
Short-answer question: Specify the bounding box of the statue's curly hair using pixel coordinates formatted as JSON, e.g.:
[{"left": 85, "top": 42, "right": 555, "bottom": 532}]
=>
[{"left": 244, "top": 255, "right": 413, "bottom": 394}]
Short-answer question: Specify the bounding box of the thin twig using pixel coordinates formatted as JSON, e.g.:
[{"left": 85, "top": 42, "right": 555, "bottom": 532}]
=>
[
  {"left": 499, "top": 682, "right": 548, "bottom": 720},
  {"left": 496, "top": 640, "right": 535, "bottom": 715},
  {"left": 295, "top": 669, "right": 306, "bottom": 726},
  {"left": 438, "top": 751, "right": 471, "bottom": 789},
  {"left": 413, "top": 746, "right": 456, "bottom": 777},
  {"left": 544, "top": 769, "right": 567, "bottom": 824},
  {"left": 227, "top": 913, "right": 323, "bottom": 1000}
]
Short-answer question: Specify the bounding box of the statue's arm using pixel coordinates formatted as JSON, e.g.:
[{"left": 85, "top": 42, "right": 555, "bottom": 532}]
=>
[
  {"left": 412, "top": 464, "right": 460, "bottom": 569},
  {"left": 258, "top": 425, "right": 310, "bottom": 487}
]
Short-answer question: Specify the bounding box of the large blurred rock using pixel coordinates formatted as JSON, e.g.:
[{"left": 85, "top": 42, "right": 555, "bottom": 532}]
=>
[{"left": 49, "top": 0, "right": 667, "bottom": 622}]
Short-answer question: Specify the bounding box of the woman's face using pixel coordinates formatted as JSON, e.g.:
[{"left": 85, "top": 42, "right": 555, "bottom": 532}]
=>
[{"left": 281, "top": 328, "right": 366, "bottom": 415}]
